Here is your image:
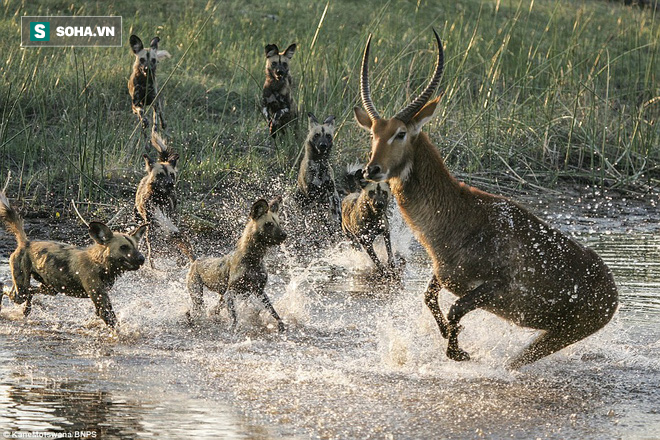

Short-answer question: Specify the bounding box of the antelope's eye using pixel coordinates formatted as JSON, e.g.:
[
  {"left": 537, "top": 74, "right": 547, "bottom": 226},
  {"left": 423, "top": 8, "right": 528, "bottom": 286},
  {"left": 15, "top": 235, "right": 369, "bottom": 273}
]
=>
[
  {"left": 396, "top": 131, "right": 406, "bottom": 139},
  {"left": 120, "top": 244, "right": 130, "bottom": 252}
]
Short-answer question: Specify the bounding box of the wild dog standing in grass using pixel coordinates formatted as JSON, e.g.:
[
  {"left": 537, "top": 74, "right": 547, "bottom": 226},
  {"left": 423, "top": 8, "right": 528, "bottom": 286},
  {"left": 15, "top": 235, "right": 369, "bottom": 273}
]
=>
[
  {"left": 0, "top": 191, "right": 147, "bottom": 328},
  {"left": 356, "top": 30, "right": 618, "bottom": 368},
  {"left": 296, "top": 112, "right": 341, "bottom": 225},
  {"left": 261, "top": 43, "right": 297, "bottom": 137},
  {"left": 186, "top": 197, "right": 286, "bottom": 332},
  {"left": 341, "top": 165, "right": 396, "bottom": 276},
  {"left": 128, "top": 34, "right": 171, "bottom": 144},
  {"left": 135, "top": 132, "right": 195, "bottom": 268}
]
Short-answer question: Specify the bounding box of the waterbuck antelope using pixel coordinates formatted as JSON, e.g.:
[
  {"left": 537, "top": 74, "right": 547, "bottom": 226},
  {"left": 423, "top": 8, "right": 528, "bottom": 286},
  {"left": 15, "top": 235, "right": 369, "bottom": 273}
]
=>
[{"left": 354, "top": 30, "right": 618, "bottom": 368}]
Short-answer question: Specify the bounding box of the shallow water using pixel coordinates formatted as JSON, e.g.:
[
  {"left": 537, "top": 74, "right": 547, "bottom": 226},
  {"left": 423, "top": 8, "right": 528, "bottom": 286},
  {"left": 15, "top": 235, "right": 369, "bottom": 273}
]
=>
[{"left": 0, "top": 213, "right": 659, "bottom": 439}]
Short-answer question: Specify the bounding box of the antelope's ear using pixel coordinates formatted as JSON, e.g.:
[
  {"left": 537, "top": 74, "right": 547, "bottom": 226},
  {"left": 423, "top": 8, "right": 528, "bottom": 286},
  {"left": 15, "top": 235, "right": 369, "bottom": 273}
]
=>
[
  {"left": 156, "top": 50, "right": 171, "bottom": 60},
  {"left": 129, "top": 35, "right": 143, "bottom": 54},
  {"left": 89, "top": 222, "right": 114, "bottom": 245},
  {"left": 150, "top": 36, "right": 160, "bottom": 50},
  {"left": 265, "top": 44, "right": 279, "bottom": 57},
  {"left": 409, "top": 96, "right": 441, "bottom": 136},
  {"left": 250, "top": 199, "right": 269, "bottom": 220},
  {"left": 143, "top": 154, "right": 154, "bottom": 171},
  {"left": 353, "top": 107, "right": 372, "bottom": 131},
  {"left": 283, "top": 43, "right": 296, "bottom": 59},
  {"left": 131, "top": 224, "right": 148, "bottom": 242}
]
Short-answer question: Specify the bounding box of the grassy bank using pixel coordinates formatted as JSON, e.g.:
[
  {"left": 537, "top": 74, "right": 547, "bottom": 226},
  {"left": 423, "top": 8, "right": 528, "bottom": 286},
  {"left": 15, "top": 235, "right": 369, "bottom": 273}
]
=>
[{"left": 0, "top": 0, "right": 659, "bottom": 218}]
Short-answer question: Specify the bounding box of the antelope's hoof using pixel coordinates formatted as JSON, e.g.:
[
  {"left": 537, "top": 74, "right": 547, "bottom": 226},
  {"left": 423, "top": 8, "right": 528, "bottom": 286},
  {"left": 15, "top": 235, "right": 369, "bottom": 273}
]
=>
[{"left": 447, "top": 346, "right": 470, "bottom": 362}]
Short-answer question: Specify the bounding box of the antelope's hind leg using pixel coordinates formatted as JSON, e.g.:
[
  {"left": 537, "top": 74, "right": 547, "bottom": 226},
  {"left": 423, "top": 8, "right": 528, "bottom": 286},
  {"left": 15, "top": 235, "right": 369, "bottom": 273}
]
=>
[{"left": 508, "top": 327, "right": 592, "bottom": 369}]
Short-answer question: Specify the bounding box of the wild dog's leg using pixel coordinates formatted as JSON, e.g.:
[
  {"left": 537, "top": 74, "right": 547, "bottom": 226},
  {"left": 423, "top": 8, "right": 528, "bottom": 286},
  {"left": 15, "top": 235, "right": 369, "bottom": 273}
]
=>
[
  {"left": 154, "top": 99, "right": 166, "bottom": 131},
  {"left": 508, "top": 328, "right": 586, "bottom": 369},
  {"left": 186, "top": 262, "right": 205, "bottom": 317},
  {"left": 424, "top": 275, "right": 449, "bottom": 339},
  {"left": 256, "top": 291, "right": 285, "bottom": 332},
  {"left": 445, "top": 280, "right": 505, "bottom": 362},
  {"left": 383, "top": 231, "right": 396, "bottom": 269},
  {"left": 226, "top": 294, "right": 238, "bottom": 331},
  {"left": 363, "top": 241, "right": 386, "bottom": 273},
  {"left": 145, "top": 227, "right": 155, "bottom": 269},
  {"left": 9, "top": 249, "right": 34, "bottom": 314},
  {"left": 87, "top": 289, "right": 117, "bottom": 328}
]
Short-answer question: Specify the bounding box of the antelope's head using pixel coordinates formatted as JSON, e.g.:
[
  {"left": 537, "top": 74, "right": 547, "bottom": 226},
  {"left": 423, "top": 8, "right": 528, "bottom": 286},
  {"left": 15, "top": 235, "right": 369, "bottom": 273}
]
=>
[{"left": 354, "top": 30, "right": 444, "bottom": 182}]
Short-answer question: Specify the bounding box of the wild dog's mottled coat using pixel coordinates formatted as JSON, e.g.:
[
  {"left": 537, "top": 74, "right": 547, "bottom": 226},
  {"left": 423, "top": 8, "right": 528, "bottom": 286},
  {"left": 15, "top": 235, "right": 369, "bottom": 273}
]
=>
[
  {"left": 356, "top": 30, "right": 618, "bottom": 368},
  {"left": 128, "top": 35, "right": 171, "bottom": 135},
  {"left": 0, "top": 192, "right": 147, "bottom": 327},
  {"left": 297, "top": 113, "right": 340, "bottom": 223},
  {"left": 187, "top": 197, "right": 286, "bottom": 331},
  {"left": 135, "top": 133, "right": 194, "bottom": 267},
  {"left": 341, "top": 167, "right": 395, "bottom": 274},
  {"left": 261, "top": 43, "right": 296, "bottom": 136}
]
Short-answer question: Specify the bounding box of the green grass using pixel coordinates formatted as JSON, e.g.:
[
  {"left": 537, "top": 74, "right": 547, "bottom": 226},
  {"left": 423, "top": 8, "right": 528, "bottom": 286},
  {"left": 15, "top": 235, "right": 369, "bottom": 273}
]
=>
[{"left": 1, "top": 0, "right": 659, "bottom": 216}]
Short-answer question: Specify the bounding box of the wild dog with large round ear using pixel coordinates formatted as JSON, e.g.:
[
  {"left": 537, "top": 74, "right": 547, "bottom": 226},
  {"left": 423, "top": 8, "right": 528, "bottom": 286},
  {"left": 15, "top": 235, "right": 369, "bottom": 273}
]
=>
[
  {"left": 296, "top": 112, "right": 341, "bottom": 224},
  {"left": 341, "top": 164, "right": 395, "bottom": 276},
  {"left": 128, "top": 34, "right": 171, "bottom": 145},
  {"left": 186, "top": 197, "right": 287, "bottom": 332},
  {"left": 261, "top": 43, "right": 297, "bottom": 137},
  {"left": 355, "top": 29, "right": 618, "bottom": 368},
  {"left": 0, "top": 191, "right": 147, "bottom": 328},
  {"left": 134, "top": 132, "right": 194, "bottom": 268}
]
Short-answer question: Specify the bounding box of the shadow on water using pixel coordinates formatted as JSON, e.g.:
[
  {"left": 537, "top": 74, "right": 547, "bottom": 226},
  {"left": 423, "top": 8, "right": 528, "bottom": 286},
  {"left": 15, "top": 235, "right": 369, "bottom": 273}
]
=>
[{"left": 0, "top": 222, "right": 659, "bottom": 438}]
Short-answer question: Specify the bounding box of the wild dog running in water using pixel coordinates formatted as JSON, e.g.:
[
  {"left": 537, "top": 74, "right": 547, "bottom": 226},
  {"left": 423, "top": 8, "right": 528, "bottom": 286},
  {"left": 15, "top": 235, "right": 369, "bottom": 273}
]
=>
[
  {"left": 356, "top": 30, "right": 618, "bottom": 368},
  {"left": 341, "top": 166, "right": 396, "bottom": 276},
  {"left": 134, "top": 132, "right": 195, "bottom": 268},
  {"left": 128, "top": 34, "right": 171, "bottom": 144},
  {"left": 0, "top": 191, "right": 147, "bottom": 328},
  {"left": 296, "top": 112, "right": 341, "bottom": 226},
  {"left": 186, "top": 197, "right": 287, "bottom": 332},
  {"left": 261, "top": 43, "right": 297, "bottom": 137}
]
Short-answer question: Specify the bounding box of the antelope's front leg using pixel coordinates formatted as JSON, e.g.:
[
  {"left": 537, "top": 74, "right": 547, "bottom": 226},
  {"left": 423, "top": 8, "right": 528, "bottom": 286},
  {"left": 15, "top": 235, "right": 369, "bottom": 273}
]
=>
[
  {"left": 445, "top": 279, "right": 504, "bottom": 362},
  {"left": 424, "top": 275, "right": 449, "bottom": 339}
]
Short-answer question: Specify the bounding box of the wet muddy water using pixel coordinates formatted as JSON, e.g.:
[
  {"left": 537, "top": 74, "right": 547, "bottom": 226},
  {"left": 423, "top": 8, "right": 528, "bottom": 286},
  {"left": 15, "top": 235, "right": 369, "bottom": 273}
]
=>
[{"left": 0, "top": 202, "right": 659, "bottom": 439}]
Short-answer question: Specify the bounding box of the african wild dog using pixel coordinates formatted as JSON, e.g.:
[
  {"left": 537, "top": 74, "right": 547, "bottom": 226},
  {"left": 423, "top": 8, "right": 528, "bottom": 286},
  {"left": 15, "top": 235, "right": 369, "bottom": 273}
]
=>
[
  {"left": 341, "top": 166, "right": 396, "bottom": 275},
  {"left": 261, "top": 43, "right": 297, "bottom": 136},
  {"left": 135, "top": 132, "right": 195, "bottom": 268},
  {"left": 186, "top": 197, "right": 286, "bottom": 332},
  {"left": 0, "top": 191, "right": 147, "bottom": 328},
  {"left": 296, "top": 112, "right": 341, "bottom": 224},
  {"left": 128, "top": 34, "right": 171, "bottom": 142}
]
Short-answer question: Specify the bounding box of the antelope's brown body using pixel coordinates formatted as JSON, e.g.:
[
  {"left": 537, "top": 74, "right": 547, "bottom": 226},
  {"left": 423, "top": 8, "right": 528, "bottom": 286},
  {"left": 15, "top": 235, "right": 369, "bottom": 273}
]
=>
[{"left": 355, "top": 30, "right": 618, "bottom": 368}]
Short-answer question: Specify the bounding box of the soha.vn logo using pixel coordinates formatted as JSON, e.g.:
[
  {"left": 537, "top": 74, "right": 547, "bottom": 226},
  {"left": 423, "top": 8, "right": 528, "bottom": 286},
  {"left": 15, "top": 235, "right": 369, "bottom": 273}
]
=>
[{"left": 30, "top": 22, "right": 50, "bottom": 41}]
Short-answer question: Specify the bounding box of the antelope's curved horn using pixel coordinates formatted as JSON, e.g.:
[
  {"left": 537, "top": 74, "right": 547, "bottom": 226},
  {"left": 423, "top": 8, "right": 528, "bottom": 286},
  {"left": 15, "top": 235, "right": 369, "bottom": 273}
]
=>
[
  {"left": 360, "top": 34, "right": 380, "bottom": 121},
  {"left": 394, "top": 29, "right": 444, "bottom": 123}
]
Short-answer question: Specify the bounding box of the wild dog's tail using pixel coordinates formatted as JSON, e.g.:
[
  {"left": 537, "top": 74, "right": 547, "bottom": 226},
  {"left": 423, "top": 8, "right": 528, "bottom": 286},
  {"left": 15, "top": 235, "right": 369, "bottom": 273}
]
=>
[
  {"left": 0, "top": 192, "right": 28, "bottom": 246},
  {"left": 336, "top": 162, "right": 365, "bottom": 196},
  {"left": 151, "top": 132, "right": 172, "bottom": 162}
]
